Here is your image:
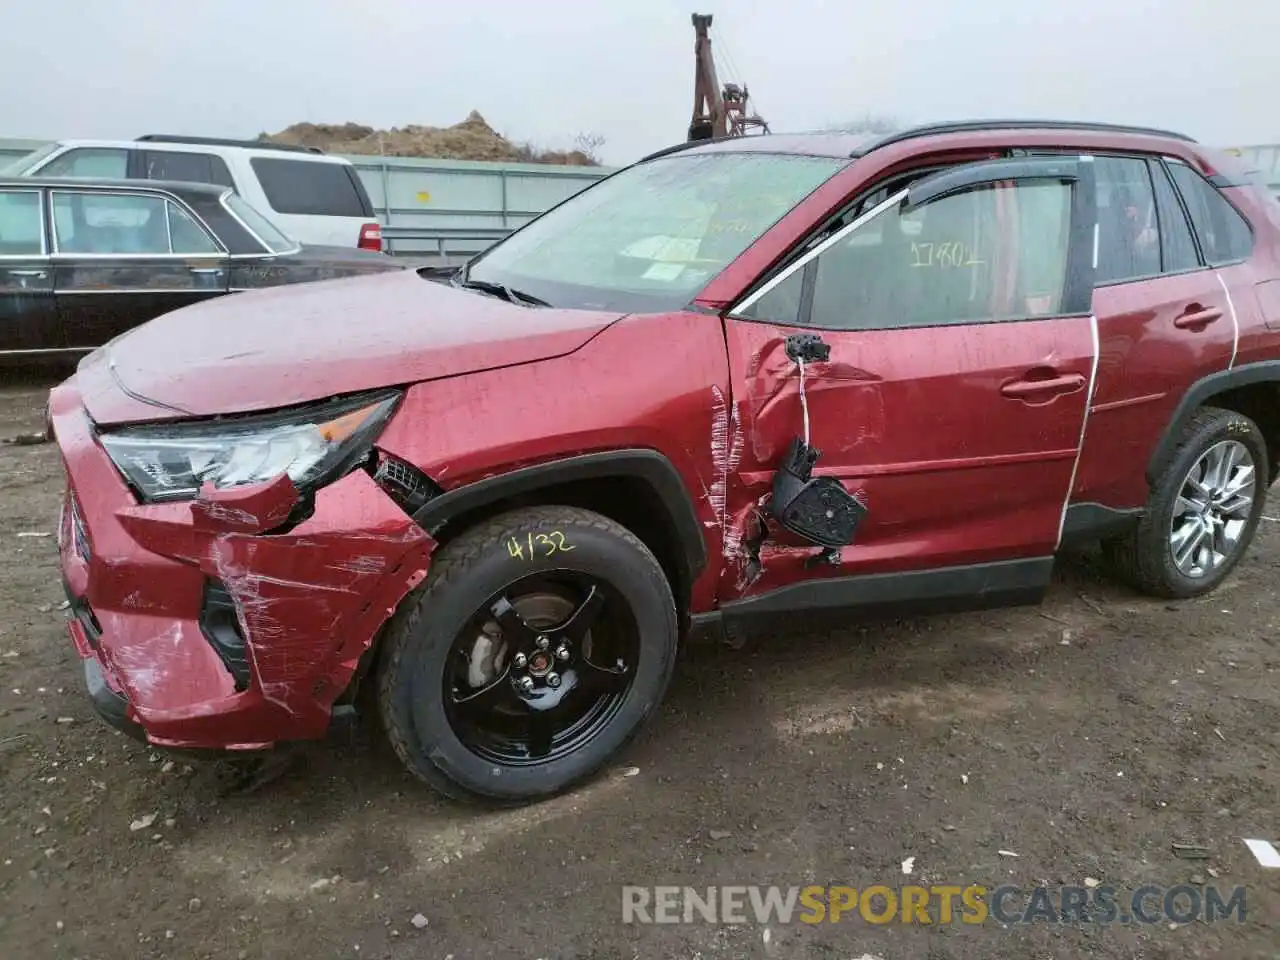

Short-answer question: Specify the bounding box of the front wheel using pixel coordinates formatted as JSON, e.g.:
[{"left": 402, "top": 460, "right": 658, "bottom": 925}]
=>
[
  {"left": 1104, "top": 406, "right": 1267, "bottom": 598},
  {"left": 376, "top": 505, "right": 678, "bottom": 803}
]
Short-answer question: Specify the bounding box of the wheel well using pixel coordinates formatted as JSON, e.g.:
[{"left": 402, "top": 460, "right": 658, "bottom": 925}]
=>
[
  {"left": 1200, "top": 381, "right": 1280, "bottom": 483},
  {"left": 343, "top": 457, "right": 704, "bottom": 708},
  {"left": 427, "top": 475, "right": 694, "bottom": 621}
]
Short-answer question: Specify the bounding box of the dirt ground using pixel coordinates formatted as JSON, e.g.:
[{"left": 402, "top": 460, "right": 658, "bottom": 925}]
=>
[{"left": 1, "top": 377, "right": 1277, "bottom": 960}]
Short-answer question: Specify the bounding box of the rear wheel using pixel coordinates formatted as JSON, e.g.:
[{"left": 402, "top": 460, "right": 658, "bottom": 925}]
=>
[
  {"left": 376, "top": 505, "right": 678, "bottom": 803},
  {"left": 1104, "top": 406, "right": 1267, "bottom": 598}
]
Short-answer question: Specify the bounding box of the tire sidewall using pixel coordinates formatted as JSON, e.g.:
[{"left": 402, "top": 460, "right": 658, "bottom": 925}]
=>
[
  {"left": 395, "top": 512, "right": 677, "bottom": 800},
  {"left": 1149, "top": 411, "right": 1267, "bottom": 596}
]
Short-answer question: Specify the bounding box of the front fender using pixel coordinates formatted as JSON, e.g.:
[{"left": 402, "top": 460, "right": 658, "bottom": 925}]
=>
[{"left": 372, "top": 310, "right": 735, "bottom": 613}]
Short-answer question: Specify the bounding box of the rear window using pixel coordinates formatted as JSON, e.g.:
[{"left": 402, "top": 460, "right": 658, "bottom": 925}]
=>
[
  {"left": 249, "top": 157, "right": 371, "bottom": 217},
  {"left": 223, "top": 193, "right": 297, "bottom": 254}
]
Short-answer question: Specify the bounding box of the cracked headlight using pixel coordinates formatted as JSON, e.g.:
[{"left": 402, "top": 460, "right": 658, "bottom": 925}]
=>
[{"left": 99, "top": 390, "right": 401, "bottom": 503}]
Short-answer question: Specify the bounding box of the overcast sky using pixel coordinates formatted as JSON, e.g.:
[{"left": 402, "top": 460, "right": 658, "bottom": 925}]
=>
[{"left": 2, "top": 0, "right": 1275, "bottom": 165}]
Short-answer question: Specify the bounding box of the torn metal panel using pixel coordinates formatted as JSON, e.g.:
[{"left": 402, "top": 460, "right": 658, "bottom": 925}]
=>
[
  {"left": 51, "top": 380, "right": 436, "bottom": 750},
  {"left": 189, "top": 473, "right": 299, "bottom": 534},
  {"left": 742, "top": 334, "right": 885, "bottom": 464}
]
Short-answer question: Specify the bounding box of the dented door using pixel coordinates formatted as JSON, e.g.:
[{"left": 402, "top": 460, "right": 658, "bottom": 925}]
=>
[{"left": 717, "top": 157, "right": 1099, "bottom": 599}]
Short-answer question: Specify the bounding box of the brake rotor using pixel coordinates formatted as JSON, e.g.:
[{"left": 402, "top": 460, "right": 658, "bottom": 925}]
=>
[{"left": 464, "top": 588, "right": 594, "bottom": 692}]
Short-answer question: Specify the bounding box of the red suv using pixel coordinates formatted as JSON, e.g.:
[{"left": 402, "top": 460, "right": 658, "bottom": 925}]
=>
[{"left": 49, "top": 119, "right": 1280, "bottom": 803}]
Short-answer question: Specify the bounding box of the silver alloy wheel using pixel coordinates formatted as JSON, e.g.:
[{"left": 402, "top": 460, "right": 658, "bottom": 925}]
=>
[{"left": 1169, "top": 439, "right": 1256, "bottom": 578}]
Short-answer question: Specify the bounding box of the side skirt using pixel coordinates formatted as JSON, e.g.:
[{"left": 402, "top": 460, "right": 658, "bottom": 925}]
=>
[{"left": 689, "top": 556, "right": 1055, "bottom": 638}]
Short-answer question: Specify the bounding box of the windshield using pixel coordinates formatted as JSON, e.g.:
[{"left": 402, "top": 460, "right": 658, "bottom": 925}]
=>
[
  {"left": 464, "top": 152, "right": 846, "bottom": 311},
  {"left": 223, "top": 192, "right": 297, "bottom": 253},
  {"left": 0, "top": 142, "right": 60, "bottom": 176}
]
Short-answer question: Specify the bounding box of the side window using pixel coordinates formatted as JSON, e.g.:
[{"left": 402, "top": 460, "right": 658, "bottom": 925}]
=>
[
  {"left": 141, "top": 151, "right": 234, "bottom": 189},
  {"left": 1094, "top": 157, "right": 1161, "bottom": 284},
  {"left": 753, "top": 179, "right": 1074, "bottom": 331},
  {"left": 40, "top": 148, "right": 129, "bottom": 179},
  {"left": 0, "top": 190, "right": 44, "bottom": 256},
  {"left": 1148, "top": 161, "right": 1200, "bottom": 273},
  {"left": 52, "top": 192, "right": 171, "bottom": 255},
  {"left": 167, "top": 201, "right": 222, "bottom": 254},
  {"left": 739, "top": 269, "right": 805, "bottom": 324},
  {"left": 144, "top": 151, "right": 214, "bottom": 185},
  {"left": 1166, "top": 162, "right": 1255, "bottom": 265}
]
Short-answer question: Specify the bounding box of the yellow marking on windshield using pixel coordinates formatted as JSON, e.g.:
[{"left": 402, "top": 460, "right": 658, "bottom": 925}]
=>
[{"left": 910, "top": 241, "right": 984, "bottom": 268}]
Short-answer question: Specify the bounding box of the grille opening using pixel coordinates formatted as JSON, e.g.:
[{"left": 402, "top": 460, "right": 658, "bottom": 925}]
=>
[
  {"left": 66, "top": 591, "right": 103, "bottom": 646},
  {"left": 69, "top": 494, "right": 91, "bottom": 561},
  {"left": 200, "top": 579, "right": 251, "bottom": 691}
]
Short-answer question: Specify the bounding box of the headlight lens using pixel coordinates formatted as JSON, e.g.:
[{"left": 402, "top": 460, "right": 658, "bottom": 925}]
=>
[{"left": 99, "top": 390, "right": 400, "bottom": 503}]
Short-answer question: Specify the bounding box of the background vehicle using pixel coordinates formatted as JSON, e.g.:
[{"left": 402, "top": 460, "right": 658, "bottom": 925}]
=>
[
  {"left": 0, "top": 175, "right": 401, "bottom": 356},
  {"left": 2, "top": 135, "right": 384, "bottom": 251},
  {"left": 48, "top": 119, "right": 1280, "bottom": 806}
]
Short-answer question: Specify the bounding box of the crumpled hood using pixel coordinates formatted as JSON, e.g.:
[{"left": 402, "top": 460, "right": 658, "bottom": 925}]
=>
[{"left": 78, "top": 269, "right": 624, "bottom": 424}]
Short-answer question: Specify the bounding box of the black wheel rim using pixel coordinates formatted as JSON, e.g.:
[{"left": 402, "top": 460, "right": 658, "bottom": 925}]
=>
[{"left": 442, "top": 571, "right": 640, "bottom": 766}]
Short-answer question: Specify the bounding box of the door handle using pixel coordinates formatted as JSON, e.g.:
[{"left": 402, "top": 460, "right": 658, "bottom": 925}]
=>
[
  {"left": 6, "top": 269, "right": 47, "bottom": 279},
  {"left": 1173, "top": 305, "right": 1223, "bottom": 329},
  {"left": 189, "top": 267, "right": 224, "bottom": 275},
  {"left": 1000, "top": 373, "right": 1086, "bottom": 400}
]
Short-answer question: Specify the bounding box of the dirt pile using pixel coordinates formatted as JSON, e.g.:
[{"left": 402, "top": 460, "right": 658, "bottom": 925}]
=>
[{"left": 259, "top": 111, "right": 600, "bottom": 165}]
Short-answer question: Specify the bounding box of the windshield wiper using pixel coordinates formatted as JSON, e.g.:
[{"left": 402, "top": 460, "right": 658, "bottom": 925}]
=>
[{"left": 452, "top": 277, "right": 549, "bottom": 307}]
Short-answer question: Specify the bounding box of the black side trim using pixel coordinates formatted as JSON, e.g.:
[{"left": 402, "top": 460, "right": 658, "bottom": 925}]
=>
[
  {"left": 1146, "top": 361, "right": 1280, "bottom": 485},
  {"left": 713, "top": 557, "right": 1054, "bottom": 621},
  {"left": 906, "top": 157, "right": 1084, "bottom": 209},
  {"left": 1207, "top": 173, "right": 1252, "bottom": 189},
  {"left": 83, "top": 658, "right": 147, "bottom": 743},
  {"left": 1060, "top": 503, "right": 1143, "bottom": 546},
  {"left": 412, "top": 449, "right": 708, "bottom": 578}
]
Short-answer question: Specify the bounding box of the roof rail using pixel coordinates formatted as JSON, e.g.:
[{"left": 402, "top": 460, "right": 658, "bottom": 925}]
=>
[
  {"left": 859, "top": 119, "right": 1196, "bottom": 156},
  {"left": 135, "top": 134, "right": 325, "bottom": 155}
]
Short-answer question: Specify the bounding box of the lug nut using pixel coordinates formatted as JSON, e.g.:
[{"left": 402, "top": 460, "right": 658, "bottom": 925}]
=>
[
  {"left": 518, "top": 676, "right": 535, "bottom": 693},
  {"left": 555, "top": 645, "right": 570, "bottom": 661},
  {"left": 546, "top": 672, "right": 561, "bottom": 688},
  {"left": 513, "top": 653, "right": 528, "bottom": 669},
  {"left": 536, "top": 635, "right": 550, "bottom": 650}
]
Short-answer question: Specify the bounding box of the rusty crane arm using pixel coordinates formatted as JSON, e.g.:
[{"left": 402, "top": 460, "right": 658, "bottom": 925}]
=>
[{"left": 688, "top": 13, "right": 770, "bottom": 142}]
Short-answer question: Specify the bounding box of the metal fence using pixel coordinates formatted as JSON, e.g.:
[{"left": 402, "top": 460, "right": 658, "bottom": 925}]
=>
[
  {"left": 1225, "top": 144, "right": 1280, "bottom": 193},
  {"left": 347, "top": 154, "right": 612, "bottom": 258},
  {"left": 0, "top": 137, "right": 613, "bottom": 261}
]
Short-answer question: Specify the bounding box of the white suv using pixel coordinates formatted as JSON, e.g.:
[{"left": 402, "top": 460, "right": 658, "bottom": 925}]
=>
[{"left": 3, "top": 135, "right": 384, "bottom": 251}]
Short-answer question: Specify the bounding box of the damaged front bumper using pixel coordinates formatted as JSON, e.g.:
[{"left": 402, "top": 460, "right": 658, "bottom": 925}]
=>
[
  {"left": 50, "top": 382, "right": 437, "bottom": 752},
  {"left": 81, "top": 642, "right": 146, "bottom": 743}
]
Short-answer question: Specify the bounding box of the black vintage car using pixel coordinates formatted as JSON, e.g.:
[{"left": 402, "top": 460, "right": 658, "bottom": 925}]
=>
[{"left": 0, "top": 176, "right": 403, "bottom": 357}]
